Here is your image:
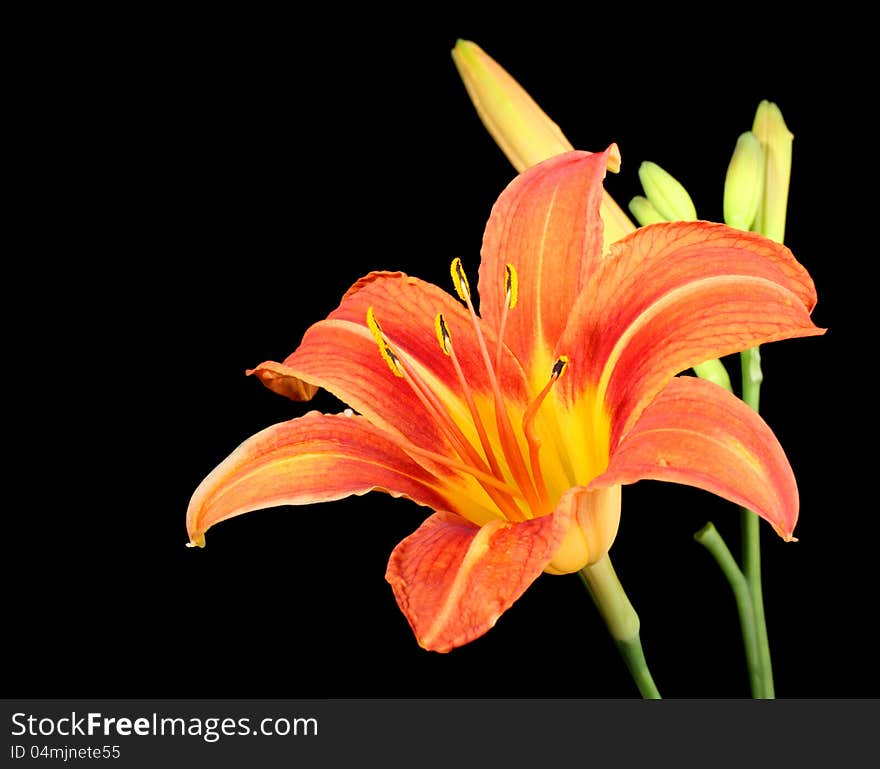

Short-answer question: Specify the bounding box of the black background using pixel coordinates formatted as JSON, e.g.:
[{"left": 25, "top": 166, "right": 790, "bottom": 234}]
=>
[{"left": 11, "top": 9, "right": 873, "bottom": 699}]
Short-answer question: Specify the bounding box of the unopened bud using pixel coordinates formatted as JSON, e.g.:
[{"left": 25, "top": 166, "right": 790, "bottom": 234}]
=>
[
  {"left": 692, "top": 358, "right": 733, "bottom": 393},
  {"left": 638, "top": 161, "right": 697, "bottom": 221},
  {"left": 724, "top": 132, "right": 765, "bottom": 231},
  {"left": 451, "top": 39, "right": 636, "bottom": 249},
  {"left": 628, "top": 195, "right": 667, "bottom": 226},
  {"left": 752, "top": 100, "right": 793, "bottom": 243},
  {"left": 451, "top": 39, "right": 572, "bottom": 173}
]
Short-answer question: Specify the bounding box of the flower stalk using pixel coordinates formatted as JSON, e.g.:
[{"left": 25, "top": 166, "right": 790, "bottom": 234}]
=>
[
  {"left": 694, "top": 523, "right": 762, "bottom": 695},
  {"left": 739, "top": 344, "right": 774, "bottom": 697},
  {"left": 579, "top": 556, "right": 660, "bottom": 699},
  {"left": 705, "top": 100, "right": 794, "bottom": 699}
]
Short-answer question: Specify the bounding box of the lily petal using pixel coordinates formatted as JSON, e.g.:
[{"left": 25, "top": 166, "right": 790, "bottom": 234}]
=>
[
  {"left": 590, "top": 376, "right": 798, "bottom": 540},
  {"left": 186, "top": 411, "right": 450, "bottom": 547},
  {"left": 478, "top": 150, "right": 615, "bottom": 385},
  {"left": 252, "top": 271, "right": 530, "bottom": 451},
  {"left": 558, "top": 220, "right": 824, "bottom": 445},
  {"left": 386, "top": 503, "right": 573, "bottom": 652}
]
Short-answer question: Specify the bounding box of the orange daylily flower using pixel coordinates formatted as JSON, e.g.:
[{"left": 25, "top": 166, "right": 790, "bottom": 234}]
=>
[{"left": 187, "top": 149, "right": 823, "bottom": 652}]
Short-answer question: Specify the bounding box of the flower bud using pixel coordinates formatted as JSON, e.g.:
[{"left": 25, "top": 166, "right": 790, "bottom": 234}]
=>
[
  {"left": 451, "top": 39, "right": 636, "bottom": 249},
  {"left": 628, "top": 195, "right": 667, "bottom": 226},
  {"left": 723, "top": 131, "right": 765, "bottom": 231},
  {"left": 692, "top": 358, "right": 733, "bottom": 392},
  {"left": 752, "top": 100, "right": 793, "bottom": 243},
  {"left": 451, "top": 39, "right": 572, "bottom": 173},
  {"left": 638, "top": 161, "right": 697, "bottom": 221}
]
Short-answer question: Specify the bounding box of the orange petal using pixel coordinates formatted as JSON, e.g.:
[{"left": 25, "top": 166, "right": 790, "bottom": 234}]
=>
[
  {"left": 478, "top": 150, "right": 614, "bottom": 384},
  {"left": 186, "top": 411, "right": 450, "bottom": 547},
  {"left": 254, "top": 271, "right": 529, "bottom": 451},
  {"left": 590, "top": 376, "right": 799, "bottom": 540},
  {"left": 386, "top": 504, "right": 573, "bottom": 652},
  {"left": 558, "top": 221, "right": 824, "bottom": 444}
]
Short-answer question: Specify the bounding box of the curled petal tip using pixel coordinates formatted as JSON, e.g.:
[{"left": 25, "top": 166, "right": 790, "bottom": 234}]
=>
[
  {"left": 606, "top": 142, "right": 621, "bottom": 173},
  {"left": 247, "top": 361, "right": 319, "bottom": 401},
  {"left": 775, "top": 524, "right": 798, "bottom": 543}
]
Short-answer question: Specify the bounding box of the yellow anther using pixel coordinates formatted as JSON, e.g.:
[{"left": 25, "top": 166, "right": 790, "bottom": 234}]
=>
[
  {"left": 366, "top": 306, "right": 404, "bottom": 377},
  {"left": 366, "top": 306, "right": 385, "bottom": 345},
  {"left": 382, "top": 346, "right": 404, "bottom": 377},
  {"left": 450, "top": 257, "right": 471, "bottom": 302},
  {"left": 434, "top": 312, "right": 452, "bottom": 356},
  {"left": 552, "top": 355, "right": 569, "bottom": 379},
  {"left": 505, "top": 263, "right": 518, "bottom": 309}
]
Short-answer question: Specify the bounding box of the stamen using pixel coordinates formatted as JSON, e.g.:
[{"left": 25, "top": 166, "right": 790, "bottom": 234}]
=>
[
  {"left": 505, "top": 263, "right": 519, "bottom": 309},
  {"left": 366, "top": 306, "right": 404, "bottom": 377},
  {"left": 522, "top": 356, "right": 569, "bottom": 510},
  {"left": 398, "top": 356, "right": 527, "bottom": 522},
  {"left": 451, "top": 259, "right": 543, "bottom": 515},
  {"left": 434, "top": 312, "right": 452, "bottom": 356},
  {"left": 551, "top": 355, "right": 569, "bottom": 379},
  {"left": 438, "top": 312, "right": 508, "bottom": 486},
  {"left": 396, "top": 440, "right": 524, "bottom": 498},
  {"left": 450, "top": 257, "right": 471, "bottom": 302},
  {"left": 370, "top": 306, "right": 525, "bottom": 521},
  {"left": 495, "top": 263, "right": 518, "bottom": 373}
]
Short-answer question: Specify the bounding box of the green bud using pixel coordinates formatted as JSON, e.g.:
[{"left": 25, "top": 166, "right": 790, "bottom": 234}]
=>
[
  {"left": 628, "top": 195, "right": 667, "bottom": 226},
  {"left": 638, "top": 161, "right": 697, "bottom": 221},
  {"left": 752, "top": 100, "right": 793, "bottom": 243},
  {"left": 723, "top": 131, "right": 764, "bottom": 231},
  {"left": 692, "top": 358, "right": 733, "bottom": 393}
]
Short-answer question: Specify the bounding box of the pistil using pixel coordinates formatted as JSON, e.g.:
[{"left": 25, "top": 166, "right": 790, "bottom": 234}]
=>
[{"left": 522, "top": 356, "right": 569, "bottom": 512}]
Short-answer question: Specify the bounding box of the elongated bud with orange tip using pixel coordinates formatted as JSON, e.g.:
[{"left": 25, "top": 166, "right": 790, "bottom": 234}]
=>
[
  {"left": 638, "top": 161, "right": 697, "bottom": 221},
  {"left": 752, "top": 100, "right": 793, "bottom": 243},
  {"left": 724, "top": 131, "right": 765, "bottom": 232},
  {"left": 452, "top": 39, "right": 572, "bottom": 173},
  {"left": 451, "top": 39, "right": 636, "bottom": 250}
]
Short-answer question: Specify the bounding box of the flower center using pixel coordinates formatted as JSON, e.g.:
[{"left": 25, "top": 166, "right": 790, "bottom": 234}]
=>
[{"left": 366, "top": 260, "right": 568, "bottom": 523}]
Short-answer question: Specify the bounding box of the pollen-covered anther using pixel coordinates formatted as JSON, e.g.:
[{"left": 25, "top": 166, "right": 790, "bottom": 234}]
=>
[
  {"left": 434, "top": 313, "right": 452, "bottom": 356},
  {"left": 505, "top": 264, "right": 518, "bottom": 309},
  {"left": 366, "top": 306, "right": 404, "bottom": 377},
  {"left": 450, "top": 257, "right": 472, "bottom": 302}
]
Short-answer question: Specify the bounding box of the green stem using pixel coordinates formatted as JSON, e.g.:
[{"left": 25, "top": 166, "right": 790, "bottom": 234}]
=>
[
  {"left": 739, "top": 346, "right": 775, "bottom": 698},
  {"left": 579, "top": 555, "right": 660, "bottom": 699},
  {"left": 694, "top": 522, "right": 762, "bottom": 696}
]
